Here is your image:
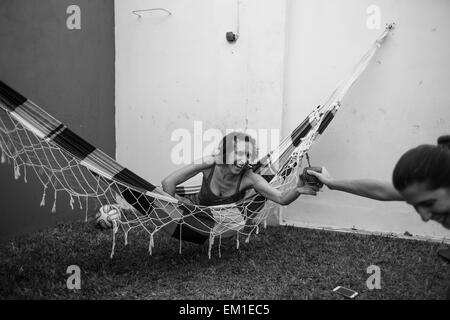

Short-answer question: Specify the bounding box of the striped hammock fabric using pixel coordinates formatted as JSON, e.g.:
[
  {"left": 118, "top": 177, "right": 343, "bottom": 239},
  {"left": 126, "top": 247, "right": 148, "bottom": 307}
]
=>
[{"left": 0, "top": 25, "right": 393, "bottom": 258}]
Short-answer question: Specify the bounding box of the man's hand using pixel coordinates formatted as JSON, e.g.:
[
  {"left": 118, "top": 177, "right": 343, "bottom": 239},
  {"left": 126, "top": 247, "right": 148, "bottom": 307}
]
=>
[{"left": 306, "top": 167, "right": 334, "bottom": 189}]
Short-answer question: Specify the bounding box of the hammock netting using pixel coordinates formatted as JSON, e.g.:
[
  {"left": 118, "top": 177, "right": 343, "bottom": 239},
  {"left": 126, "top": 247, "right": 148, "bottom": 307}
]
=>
[{"left": 0, "top": 26, "right": 393, "bottom": 258}]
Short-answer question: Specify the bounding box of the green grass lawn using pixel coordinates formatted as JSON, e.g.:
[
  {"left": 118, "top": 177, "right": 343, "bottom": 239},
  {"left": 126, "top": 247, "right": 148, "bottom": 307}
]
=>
[{"left": 0, "top": 221, "right": 448, "bottom": 299}]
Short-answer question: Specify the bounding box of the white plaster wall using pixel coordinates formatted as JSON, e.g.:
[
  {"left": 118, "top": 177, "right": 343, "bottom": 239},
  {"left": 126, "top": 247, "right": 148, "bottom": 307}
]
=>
[
  {"left": 115, "top": 0, "right": 286, "bottom": 186},
  {"left": 282, "top": 0, "right": 450, "bottom": 241},
  {"left": 115, "top": 0, "right": 449, "bottom": 241}
]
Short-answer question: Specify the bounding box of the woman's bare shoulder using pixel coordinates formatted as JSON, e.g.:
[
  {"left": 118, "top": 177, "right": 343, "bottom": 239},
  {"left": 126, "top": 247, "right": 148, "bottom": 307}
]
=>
[{"left": 242, "top": 169, "right": 262, "bottom": 185}]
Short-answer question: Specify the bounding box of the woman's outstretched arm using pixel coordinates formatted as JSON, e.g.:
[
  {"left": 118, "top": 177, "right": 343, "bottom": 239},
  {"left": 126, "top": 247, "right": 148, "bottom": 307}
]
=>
[{"left": 249, "top": 171, "right": 320, "bottom": 205}]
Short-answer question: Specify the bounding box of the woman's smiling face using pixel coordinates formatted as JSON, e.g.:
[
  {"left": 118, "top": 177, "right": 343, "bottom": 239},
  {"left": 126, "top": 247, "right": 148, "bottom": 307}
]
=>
[
  {"left": 226, "top": 140, "right": 255, "bottom": 175},
  {"left": 400, "top": 182, "right": 450, "bottom": 229}
]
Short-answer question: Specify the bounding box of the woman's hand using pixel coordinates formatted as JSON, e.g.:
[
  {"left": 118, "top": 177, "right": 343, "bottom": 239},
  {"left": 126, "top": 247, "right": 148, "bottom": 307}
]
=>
[{"left": 305, "top": 166, "right": 335, "bottom": 189}]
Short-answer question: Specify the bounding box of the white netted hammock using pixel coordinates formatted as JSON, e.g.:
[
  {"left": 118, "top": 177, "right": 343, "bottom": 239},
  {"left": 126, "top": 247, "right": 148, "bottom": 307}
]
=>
[{"left": 0, "top": 25, "right": 393, "bottom": 258}]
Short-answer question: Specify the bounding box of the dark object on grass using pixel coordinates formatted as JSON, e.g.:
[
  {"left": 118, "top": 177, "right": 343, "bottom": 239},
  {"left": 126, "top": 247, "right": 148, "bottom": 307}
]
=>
[{"left": 300, "top": 167, "right": 323, "bottom": 189}]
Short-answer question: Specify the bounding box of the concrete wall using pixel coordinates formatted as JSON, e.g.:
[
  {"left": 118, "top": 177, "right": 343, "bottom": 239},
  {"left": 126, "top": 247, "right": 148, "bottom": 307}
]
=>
[
  {"left": 115, "top": 0, "right": 285, "bottom": 186},
  {"left": 0, "top": 0, "right": 115, "bottom": 241},
  {"left": 282, "top": 0, "right": 450, "bottom": 241}
]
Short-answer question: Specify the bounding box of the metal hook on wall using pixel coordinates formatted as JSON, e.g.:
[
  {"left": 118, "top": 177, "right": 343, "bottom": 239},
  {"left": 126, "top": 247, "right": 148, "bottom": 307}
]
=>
[{"left": 132, "top": 8, "right": 172, "bottom": 18}]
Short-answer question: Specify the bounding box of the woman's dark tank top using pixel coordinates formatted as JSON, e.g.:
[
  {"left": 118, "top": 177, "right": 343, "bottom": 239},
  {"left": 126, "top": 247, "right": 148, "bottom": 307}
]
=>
[{"left": 196, "top": 164, "right": 246, "bottom": 206}]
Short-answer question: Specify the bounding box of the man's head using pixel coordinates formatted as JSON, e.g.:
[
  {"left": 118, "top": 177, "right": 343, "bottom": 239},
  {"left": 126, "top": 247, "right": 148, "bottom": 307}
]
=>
[{"left": 392, "top": 135, "right": 450, "bottom": 229}]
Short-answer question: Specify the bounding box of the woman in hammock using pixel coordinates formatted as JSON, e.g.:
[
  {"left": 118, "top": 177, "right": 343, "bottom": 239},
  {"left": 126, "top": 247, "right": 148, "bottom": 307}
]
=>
[
  {"left": 162, "top": 131, "right": 320, "bottom": 206},
  {"left": 99, "top": 131, "right": 319, "bottom": 244},
  {"left": 160, "top": 131, "right": 321, "bottom": 244}
]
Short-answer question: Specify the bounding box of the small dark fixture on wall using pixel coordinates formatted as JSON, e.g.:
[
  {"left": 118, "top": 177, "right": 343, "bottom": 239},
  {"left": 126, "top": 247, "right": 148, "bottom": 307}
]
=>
[{"left": 226, "top": 32, "right": 238, "bottom": 43}]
